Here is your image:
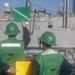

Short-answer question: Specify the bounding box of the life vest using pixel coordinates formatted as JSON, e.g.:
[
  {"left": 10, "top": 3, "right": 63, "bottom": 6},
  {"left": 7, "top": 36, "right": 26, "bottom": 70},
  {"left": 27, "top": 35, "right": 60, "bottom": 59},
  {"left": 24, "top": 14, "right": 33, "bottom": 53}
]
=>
[
  {"left": 0, "top": 38, "right": 25, "bottom": 67},
  {"left": 35, "top": 49, "right": 63, "bottom": 75}
]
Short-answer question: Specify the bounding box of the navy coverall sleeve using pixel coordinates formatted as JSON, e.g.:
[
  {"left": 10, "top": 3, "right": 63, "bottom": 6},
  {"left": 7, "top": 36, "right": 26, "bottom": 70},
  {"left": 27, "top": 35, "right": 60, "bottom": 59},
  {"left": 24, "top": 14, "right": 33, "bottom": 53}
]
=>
[
  {"left": 59, "top": 58, "right": 74, "bottom": 75},
  {"left": 0, "top": 62, "right": 10, "bottom": 71},
  {"left": 31, "top": 59, "right": 40, "bottom": 75},
  {"left": 23, "top": 27, "right": 31, "bottom": 49}
]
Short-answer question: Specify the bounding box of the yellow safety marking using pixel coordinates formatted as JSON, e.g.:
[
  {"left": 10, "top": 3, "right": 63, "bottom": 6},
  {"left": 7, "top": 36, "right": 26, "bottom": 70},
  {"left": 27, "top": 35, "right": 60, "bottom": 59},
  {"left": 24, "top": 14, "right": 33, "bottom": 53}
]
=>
[{"left": 16, "top": 61, "right": 33, "bottom": 75}]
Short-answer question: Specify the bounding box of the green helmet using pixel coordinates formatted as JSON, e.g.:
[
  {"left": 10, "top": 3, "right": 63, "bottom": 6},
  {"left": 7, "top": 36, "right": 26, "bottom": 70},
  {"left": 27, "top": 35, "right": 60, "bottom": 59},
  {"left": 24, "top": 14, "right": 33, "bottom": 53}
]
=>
[
  {"left": 39, "top": 31, "right": 56, "bottom": 46},
  {"left": 4, "top": 22, "right": 20, "bottom": 35}
]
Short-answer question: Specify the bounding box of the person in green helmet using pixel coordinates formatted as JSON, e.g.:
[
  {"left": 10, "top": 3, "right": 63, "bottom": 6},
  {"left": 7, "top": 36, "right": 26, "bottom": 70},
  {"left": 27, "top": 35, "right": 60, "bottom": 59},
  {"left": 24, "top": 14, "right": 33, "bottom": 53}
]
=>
[
  {"left": 0, "top": 22, "right": 25, "bottom": 75},
  {"left": 31, "top": 31, "right": 74, "bottom": 75}
]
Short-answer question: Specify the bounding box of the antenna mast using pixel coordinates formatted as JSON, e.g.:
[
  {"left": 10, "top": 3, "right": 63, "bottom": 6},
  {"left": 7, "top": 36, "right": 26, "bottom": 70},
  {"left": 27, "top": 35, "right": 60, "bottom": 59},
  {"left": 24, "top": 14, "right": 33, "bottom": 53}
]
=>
[
  {"left": 63, "top": 0, "right": 69, "bottom": 28},
  {"left": 26, "top": 0, "right": 32, "bottom": 11}
]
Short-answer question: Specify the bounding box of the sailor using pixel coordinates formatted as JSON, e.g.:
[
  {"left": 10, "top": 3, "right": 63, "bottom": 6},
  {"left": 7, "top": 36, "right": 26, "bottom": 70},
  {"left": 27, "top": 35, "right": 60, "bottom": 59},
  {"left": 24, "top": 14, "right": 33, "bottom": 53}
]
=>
[
  {"left": 31, "top": 31, "right": 74, "bottom": 75},
  {"left": 0, "top": 22, "right": 25, "bottom": 75}
]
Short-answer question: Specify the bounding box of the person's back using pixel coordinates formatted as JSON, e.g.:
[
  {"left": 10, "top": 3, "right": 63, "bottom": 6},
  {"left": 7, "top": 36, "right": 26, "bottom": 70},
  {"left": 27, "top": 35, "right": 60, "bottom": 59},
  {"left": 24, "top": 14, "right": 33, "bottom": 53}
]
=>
[
  {"left": 31, "top": 31, "right": 74, "bottom": 75},
  {"left": 0, "top": 22, "right": 25, "bottom": 74},
  {"left": 35, "top": 49, "right": 63, "bottom": 75},
  {"left": 0, "top": 38, "right": 25, "bottom": 67}
]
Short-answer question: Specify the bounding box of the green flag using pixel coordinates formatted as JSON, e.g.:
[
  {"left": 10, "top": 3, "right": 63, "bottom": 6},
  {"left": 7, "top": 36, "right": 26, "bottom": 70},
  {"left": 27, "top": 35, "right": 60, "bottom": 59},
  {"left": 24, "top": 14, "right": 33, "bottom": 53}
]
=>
[{"left": 13, "top": 7, "right": 30, "bottom": 22}]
